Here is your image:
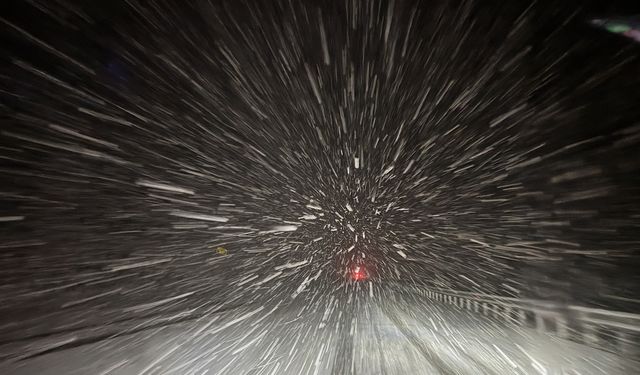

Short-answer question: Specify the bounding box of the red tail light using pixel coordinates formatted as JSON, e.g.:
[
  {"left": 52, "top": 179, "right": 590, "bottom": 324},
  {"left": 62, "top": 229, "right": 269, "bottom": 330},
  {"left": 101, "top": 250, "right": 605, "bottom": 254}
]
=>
[{"left": 351, "top": 265, "right": 367, "bottom": 281}]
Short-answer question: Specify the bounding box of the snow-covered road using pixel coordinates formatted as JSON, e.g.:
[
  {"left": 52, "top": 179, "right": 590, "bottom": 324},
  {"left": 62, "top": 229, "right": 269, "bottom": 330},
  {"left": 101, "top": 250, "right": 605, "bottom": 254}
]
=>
[{"left": 2, "top": 291, "right": 635, "bottom": 375}]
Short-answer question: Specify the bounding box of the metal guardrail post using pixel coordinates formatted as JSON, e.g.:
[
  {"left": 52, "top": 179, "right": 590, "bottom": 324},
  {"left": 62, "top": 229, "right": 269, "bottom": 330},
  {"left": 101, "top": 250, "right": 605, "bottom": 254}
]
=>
[{"left": 394, "top": 283, "right": 640, "bottom": 357}]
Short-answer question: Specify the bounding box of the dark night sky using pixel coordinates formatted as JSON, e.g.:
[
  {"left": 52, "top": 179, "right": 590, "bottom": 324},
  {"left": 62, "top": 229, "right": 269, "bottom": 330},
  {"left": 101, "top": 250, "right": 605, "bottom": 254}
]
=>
[{"left": 1, "top": 0, "right": 640, "bottom": 356}]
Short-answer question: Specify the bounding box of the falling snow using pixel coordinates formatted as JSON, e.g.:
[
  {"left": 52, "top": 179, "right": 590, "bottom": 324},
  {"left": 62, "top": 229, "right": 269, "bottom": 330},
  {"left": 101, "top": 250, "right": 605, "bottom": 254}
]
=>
[{"left": 1, "top": 1, "right": 639, "bottom": 374}]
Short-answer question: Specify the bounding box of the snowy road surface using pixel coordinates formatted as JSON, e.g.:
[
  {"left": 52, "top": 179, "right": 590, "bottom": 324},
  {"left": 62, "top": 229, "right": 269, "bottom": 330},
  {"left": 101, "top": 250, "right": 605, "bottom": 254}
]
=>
[{"left": 1, "top": 292, "right": 635, "bottom": 375}]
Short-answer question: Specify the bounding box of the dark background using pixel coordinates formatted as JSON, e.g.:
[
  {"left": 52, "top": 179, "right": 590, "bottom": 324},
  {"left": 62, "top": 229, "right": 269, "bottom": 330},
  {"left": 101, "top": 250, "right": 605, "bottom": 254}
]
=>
[{"left": 1, "top": 0, "right": 639, "bottom": 347}]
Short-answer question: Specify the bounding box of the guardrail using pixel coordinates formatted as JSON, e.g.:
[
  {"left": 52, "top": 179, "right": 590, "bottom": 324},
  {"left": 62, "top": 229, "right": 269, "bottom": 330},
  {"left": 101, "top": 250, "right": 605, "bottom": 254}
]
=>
[{"left": 395, "top": 284, "right": 640, "bottom": 358}]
